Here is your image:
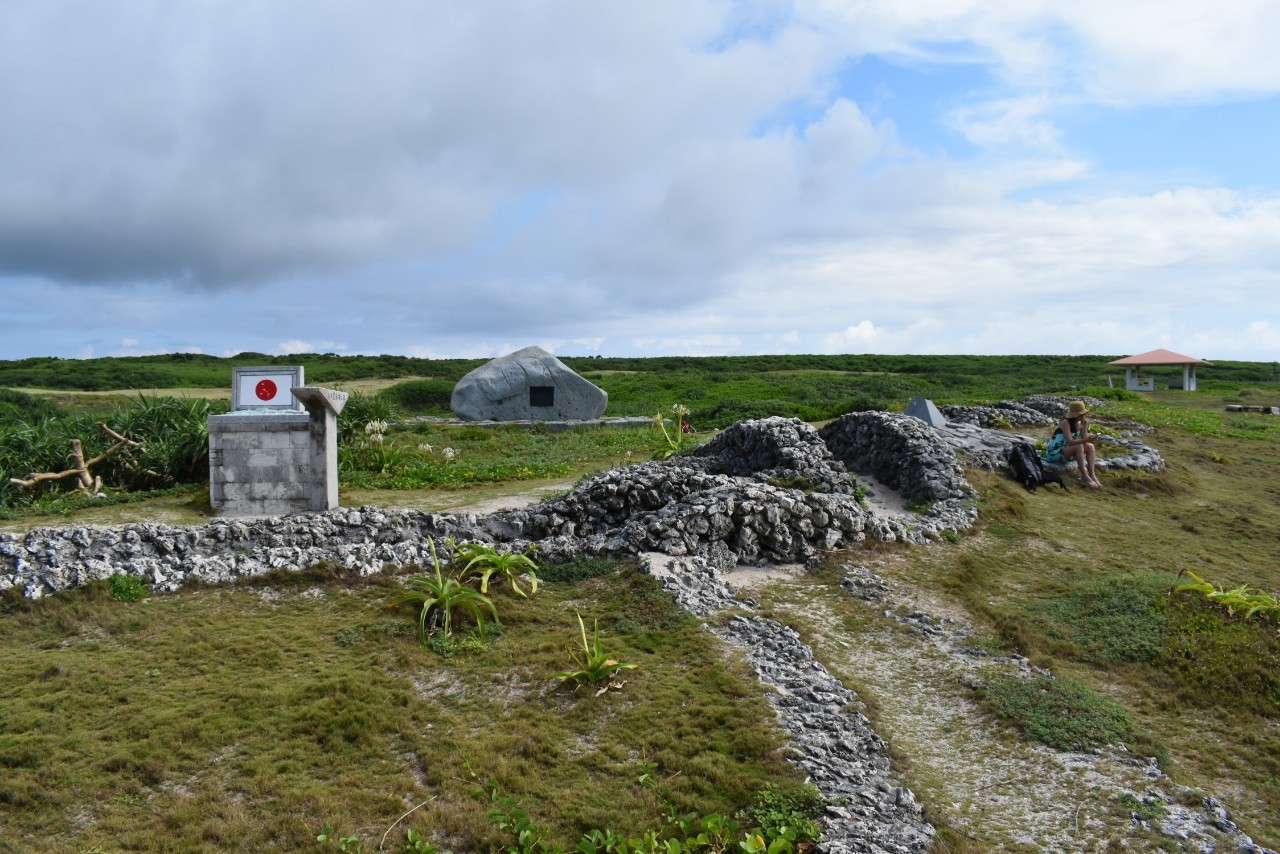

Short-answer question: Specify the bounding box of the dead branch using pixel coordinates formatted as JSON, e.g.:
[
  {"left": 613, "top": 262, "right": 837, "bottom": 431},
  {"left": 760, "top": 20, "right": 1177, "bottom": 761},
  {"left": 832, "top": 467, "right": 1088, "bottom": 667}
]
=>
[{"left": 8, "top": 424, "right": 143, "bottom": 494}]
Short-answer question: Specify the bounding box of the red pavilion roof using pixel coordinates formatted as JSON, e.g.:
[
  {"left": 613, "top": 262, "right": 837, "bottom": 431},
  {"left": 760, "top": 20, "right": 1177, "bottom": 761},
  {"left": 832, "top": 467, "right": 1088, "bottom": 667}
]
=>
[{"left": 1109, "top": 348, "right": 1211, "bottom": 366}]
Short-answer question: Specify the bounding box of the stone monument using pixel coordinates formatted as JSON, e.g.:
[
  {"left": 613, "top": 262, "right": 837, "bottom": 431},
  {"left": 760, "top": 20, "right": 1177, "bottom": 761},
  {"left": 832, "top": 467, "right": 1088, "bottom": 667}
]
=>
[
  {"left": 451, "top": 346, "right": 607, "bottom": 421},
  {"left": 207, "top": 366, "right": 349, "bottom": 516},
  {"left": 904, "top": 396, "right": 946, "bottom": 428}
]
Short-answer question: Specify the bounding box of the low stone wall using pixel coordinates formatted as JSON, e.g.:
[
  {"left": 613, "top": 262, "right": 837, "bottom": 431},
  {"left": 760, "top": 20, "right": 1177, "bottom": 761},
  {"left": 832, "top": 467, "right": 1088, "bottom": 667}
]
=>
[
  {"left": 939, "top": 394, "right": 1109, "bottom": 429},
  {"left": 819, "top": 412, "right": 974, "bottom": 503},
  {"left": 691, "top": 416, "right": 855, "bottom": 495},
  {"left": 4, "top": 402, "right": 1170, "bottom": 601},
  {"left": 6, "top": 404, "right": 1168, "bottom": 600},
  {"left": 936, "top": 423, "right": 1166, "bottom": 475},
  {"left": 641, "top": 554, "right": 936, "bottom": 853},
  {"left": 1, "top": 416, "right": 984, "bottom": 598}
]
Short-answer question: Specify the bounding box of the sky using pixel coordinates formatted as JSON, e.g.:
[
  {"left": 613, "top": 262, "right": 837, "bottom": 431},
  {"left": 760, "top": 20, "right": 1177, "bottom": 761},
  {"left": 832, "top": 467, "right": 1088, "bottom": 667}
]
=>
[{"left": 2, "top": 1, "right": 1278, "bottom": 363}]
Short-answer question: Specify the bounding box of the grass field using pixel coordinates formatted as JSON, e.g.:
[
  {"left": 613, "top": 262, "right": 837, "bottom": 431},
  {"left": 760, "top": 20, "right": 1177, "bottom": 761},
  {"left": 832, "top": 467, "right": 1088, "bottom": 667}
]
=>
[
  {"left": 10, "top": 377, "right": 430, "bottom": 416},
  {"left": 1, "top": 561, "right": 809, "bottom": 852},
  {"left": 2, "top": 358, "right": 1279, "bottom": 850}
]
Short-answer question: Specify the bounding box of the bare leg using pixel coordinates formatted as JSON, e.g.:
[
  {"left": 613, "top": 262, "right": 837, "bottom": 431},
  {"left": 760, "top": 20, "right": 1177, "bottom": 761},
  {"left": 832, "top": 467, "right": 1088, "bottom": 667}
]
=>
[
  {"left": 1071, "top": 445, "right": 1100, "bottom": 488},
  {"left": 1070, "top": 446, "right": 1089, "bottom": 484},
  {"left": 1084, "top": 443, "right": 1102, "bottom": 487}
]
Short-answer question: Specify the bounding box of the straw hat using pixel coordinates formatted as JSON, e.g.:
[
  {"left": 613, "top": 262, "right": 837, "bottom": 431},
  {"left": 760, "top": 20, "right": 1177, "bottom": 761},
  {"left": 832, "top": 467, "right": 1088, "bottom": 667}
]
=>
[{"left": 1067, "top": 401, "right": 1089, "bottom": 418}]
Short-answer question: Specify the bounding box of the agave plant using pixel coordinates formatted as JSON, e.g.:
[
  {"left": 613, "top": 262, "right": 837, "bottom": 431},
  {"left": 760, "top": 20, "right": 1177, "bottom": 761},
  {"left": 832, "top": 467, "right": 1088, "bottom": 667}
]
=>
[
  {"left": 388, "top": 538, "right": 497, "bottom": 641},
  {"left": 453, "top": 541, "right": 540, "bottom": 597}
]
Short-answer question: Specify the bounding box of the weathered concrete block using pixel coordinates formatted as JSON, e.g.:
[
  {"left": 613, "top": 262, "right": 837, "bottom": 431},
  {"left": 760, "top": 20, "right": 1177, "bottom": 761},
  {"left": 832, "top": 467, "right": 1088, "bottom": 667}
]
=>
[
  {"left": 247, "top": 451, "right": 277, "bottom": 468},
  {"left": 451, "top": 346, "right": 607, "bottom": 421}
]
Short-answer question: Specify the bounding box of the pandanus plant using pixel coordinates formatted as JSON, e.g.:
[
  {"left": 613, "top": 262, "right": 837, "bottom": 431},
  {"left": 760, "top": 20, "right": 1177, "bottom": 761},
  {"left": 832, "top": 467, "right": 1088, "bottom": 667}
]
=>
[{"left": 388, "top": 537, "right": 497, "bottom": 641}]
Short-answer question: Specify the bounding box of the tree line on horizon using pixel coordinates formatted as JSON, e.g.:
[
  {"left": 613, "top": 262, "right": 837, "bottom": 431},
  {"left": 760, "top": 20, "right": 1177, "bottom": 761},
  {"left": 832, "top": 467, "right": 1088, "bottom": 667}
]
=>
[{"left": 1, "top": 351, "right": 1276, "bottom": 392}]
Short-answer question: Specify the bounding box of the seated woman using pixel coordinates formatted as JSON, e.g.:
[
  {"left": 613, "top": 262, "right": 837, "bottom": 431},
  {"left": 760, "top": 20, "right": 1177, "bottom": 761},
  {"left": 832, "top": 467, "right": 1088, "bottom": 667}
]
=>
[{"left": 1045, "top": 400, "right": 1103, "bottom": 489}]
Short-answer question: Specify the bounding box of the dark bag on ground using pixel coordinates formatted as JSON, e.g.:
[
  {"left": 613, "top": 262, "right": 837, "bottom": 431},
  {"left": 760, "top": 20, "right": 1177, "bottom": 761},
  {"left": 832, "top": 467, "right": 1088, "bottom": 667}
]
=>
[{"left": 1007, "top": 442, "right": 1066, "bottom": 492}]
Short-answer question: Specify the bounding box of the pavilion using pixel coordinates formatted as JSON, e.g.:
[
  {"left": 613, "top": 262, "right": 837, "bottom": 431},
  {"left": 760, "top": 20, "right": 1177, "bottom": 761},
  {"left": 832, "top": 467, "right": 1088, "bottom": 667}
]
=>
[{"left": 1109, "top": 349, "right": 1211, "bottom": 392}]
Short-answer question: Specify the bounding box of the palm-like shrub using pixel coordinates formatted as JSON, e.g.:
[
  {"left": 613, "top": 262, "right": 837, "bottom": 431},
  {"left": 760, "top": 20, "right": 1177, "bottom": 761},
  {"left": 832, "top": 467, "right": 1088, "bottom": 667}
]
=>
[
  {"left": 552, "top": 612, "right": 638, "bottom": 691},
  {"left": 387, "top": 538, "right": 497, "bottom": 641},
  {"left": 337, "top": 392, "right": 403, "bottom": 446},
  {"left": 1, "top": 395, "right": 221, "bottom": 506},
  {"left": 453, "top": 541, "right": 540, "bottom": 597}
]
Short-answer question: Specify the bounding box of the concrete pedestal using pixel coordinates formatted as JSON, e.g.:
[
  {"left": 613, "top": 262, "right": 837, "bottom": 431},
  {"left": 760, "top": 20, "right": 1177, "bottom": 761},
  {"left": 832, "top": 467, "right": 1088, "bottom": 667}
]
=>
[{"left": 208, "top": 386, "right": 348, "bottom": 516}]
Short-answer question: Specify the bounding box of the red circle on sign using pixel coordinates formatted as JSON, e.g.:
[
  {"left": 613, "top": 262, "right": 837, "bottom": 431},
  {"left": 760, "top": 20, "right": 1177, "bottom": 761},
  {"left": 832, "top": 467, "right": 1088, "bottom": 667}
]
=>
[{"left": 255, "top": 379, "right": 278, "bottom": 401}]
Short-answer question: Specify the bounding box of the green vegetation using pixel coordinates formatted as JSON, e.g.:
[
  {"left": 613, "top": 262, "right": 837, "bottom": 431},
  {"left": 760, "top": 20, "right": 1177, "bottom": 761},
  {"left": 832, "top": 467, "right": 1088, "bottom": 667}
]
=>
[
  {"left": 3, "top": 355, "right": 1280, "bottom": 847},
  {"left": 0, "top": 560, "right": 802, "bottom": 852},
  {"left": 1175, "top": 569, "right": 1280, "bottom": 624},
  {"left": 980, "top": 673, "right": 1135, "bottom": 751},
  {"left": 386, "top": 539, "right": 500, "bottom": 640},
  {"left": 478, "top": 773, "right": 820, "bottom": 854},
  {"left": 0, "top": 352, "right": 478, "bottom": 391},
  {"left": 454, "top": 541, "right": 541, "bottom": 597},
  {"left": 1035, "top": 573, "right": 1174, "bottom": 663},
  {"left": 735, "top": 783, "right": 824, "bottom": 844},
  {"left": 651, "top": 403, "right": 693, "bottom": 459},
  {"left": 552, "top": 612, "right": 640, "bottom": 692},
  {"left": 1159, "top": 594, "right": 1280, "bottom": 719},
  {"left": 539, "top": 556, "right": 627, "bottom": 585},
  {"left": 5, "top": 351, "right": 1275, "bottom": 398},
  {"left": 335, "top": 422, "right": 666, "bottom": 492},
  {"left": 5, "top": 351, "right": 1279, "bottom": 512},
  {"left": 1115, "top": 792, "right": 1167, "bottom": 822},
  {"left": 378, "top": 378, "right": 457, "bottom": 415},
  {"left": 104, "top": 574, "right": 148, "bottom": 602},
  {"left": 0, "top": 393, "right": 220, "bottom": 512}
]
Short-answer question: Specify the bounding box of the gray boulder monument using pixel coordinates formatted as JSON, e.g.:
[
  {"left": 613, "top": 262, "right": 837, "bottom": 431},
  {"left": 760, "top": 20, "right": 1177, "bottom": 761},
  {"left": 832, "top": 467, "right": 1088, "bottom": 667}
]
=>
[
  {"left": 451, "top": 346, "right": 608, "bottom": 421},
  {"left": 904, "top": 396, "right": 947, "bottom": 428}
]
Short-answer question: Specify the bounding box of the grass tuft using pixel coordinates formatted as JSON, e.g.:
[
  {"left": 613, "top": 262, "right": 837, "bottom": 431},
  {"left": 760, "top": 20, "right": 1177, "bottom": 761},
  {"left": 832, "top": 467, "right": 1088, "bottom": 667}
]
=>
[
  {"left": 980, "top": 674, "right": 1135, "bottom": 752},
  {"left": 104, "top": 574, "right": 148, "bottom": 602},
  {"left": 1035, "top": 573, "right": 1174, "bottom": 664},
  {"left": 1157, "top": 593, "right": 1280, "bottom": 718}
]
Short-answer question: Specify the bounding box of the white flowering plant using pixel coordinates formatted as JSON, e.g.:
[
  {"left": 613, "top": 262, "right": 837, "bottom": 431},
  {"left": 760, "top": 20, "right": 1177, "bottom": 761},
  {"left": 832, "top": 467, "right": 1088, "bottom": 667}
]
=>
[{"left": 652, "top": 404, "right": 692, "bottom": 460}]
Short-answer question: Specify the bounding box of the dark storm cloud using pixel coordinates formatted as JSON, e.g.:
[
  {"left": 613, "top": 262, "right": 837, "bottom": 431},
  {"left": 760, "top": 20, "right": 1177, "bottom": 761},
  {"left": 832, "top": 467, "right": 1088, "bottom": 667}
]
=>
[{"left": 0, "top": 2, "right": 839, "bottom": 295}]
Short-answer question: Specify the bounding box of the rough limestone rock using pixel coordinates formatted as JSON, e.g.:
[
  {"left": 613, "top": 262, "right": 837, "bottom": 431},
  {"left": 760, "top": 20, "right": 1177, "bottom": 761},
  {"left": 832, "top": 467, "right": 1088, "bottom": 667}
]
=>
[
  {"left": 818, "top": 412, "right": 978, "bottom": 540},
  {"left": 451, "top": 346, "right": 607, "bottom": 421},
  {"left": 691, "top": 416, "right": 855, "bottom": 495},
  {"left": 939, "top": 395, "right": 1109, "bottom": 430},
  {"left": 820, "top": 412, "right": 974, "bottom": 504},
  {"left": 931, "top": 396, "right": 1167, "bottom": 476},
  {"left": 640, "top": 553, "right": 937, "bottom": 853}
]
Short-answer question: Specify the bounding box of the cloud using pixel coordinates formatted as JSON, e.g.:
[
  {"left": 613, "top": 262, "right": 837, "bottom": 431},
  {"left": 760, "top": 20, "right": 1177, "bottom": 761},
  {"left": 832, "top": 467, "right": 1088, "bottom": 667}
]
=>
[
  {"left": 804, "top": 1, "right": 1280, "bottom": 102},
  {"left": 1, "top": 2, "right": 1279, "bottom": 362},
  {"left": 945, "top": 94, "right": 1067, "bottom": 152},
  {"left": 631, "top": 335, "right": 744, "bottom": 355},
  {"left": 0, "top": 2, "right": 831, "bottom": 292},
  {"left": 820, "top": 319, "right": 949, "bottom": 354}
]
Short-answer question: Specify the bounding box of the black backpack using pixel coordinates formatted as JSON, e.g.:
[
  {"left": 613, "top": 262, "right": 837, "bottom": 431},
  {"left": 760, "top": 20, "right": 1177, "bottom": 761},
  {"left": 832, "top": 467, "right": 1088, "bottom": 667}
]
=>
[{"left": 1007, "top": 442, "right": 1066, "bottom": 492}]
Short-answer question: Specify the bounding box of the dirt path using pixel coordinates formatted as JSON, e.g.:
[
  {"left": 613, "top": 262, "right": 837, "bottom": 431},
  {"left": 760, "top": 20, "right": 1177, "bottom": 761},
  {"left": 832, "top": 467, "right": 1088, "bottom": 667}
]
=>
[{"left": 752, "top": 555, "right": 1268, "bottom": 852}]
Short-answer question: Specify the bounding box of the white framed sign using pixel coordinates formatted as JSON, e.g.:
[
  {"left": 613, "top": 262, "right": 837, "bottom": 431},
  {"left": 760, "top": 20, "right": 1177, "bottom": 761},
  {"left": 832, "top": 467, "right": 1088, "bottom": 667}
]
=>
[{"left": 231, "top": 366, "right": 305, "bottom": 411}]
